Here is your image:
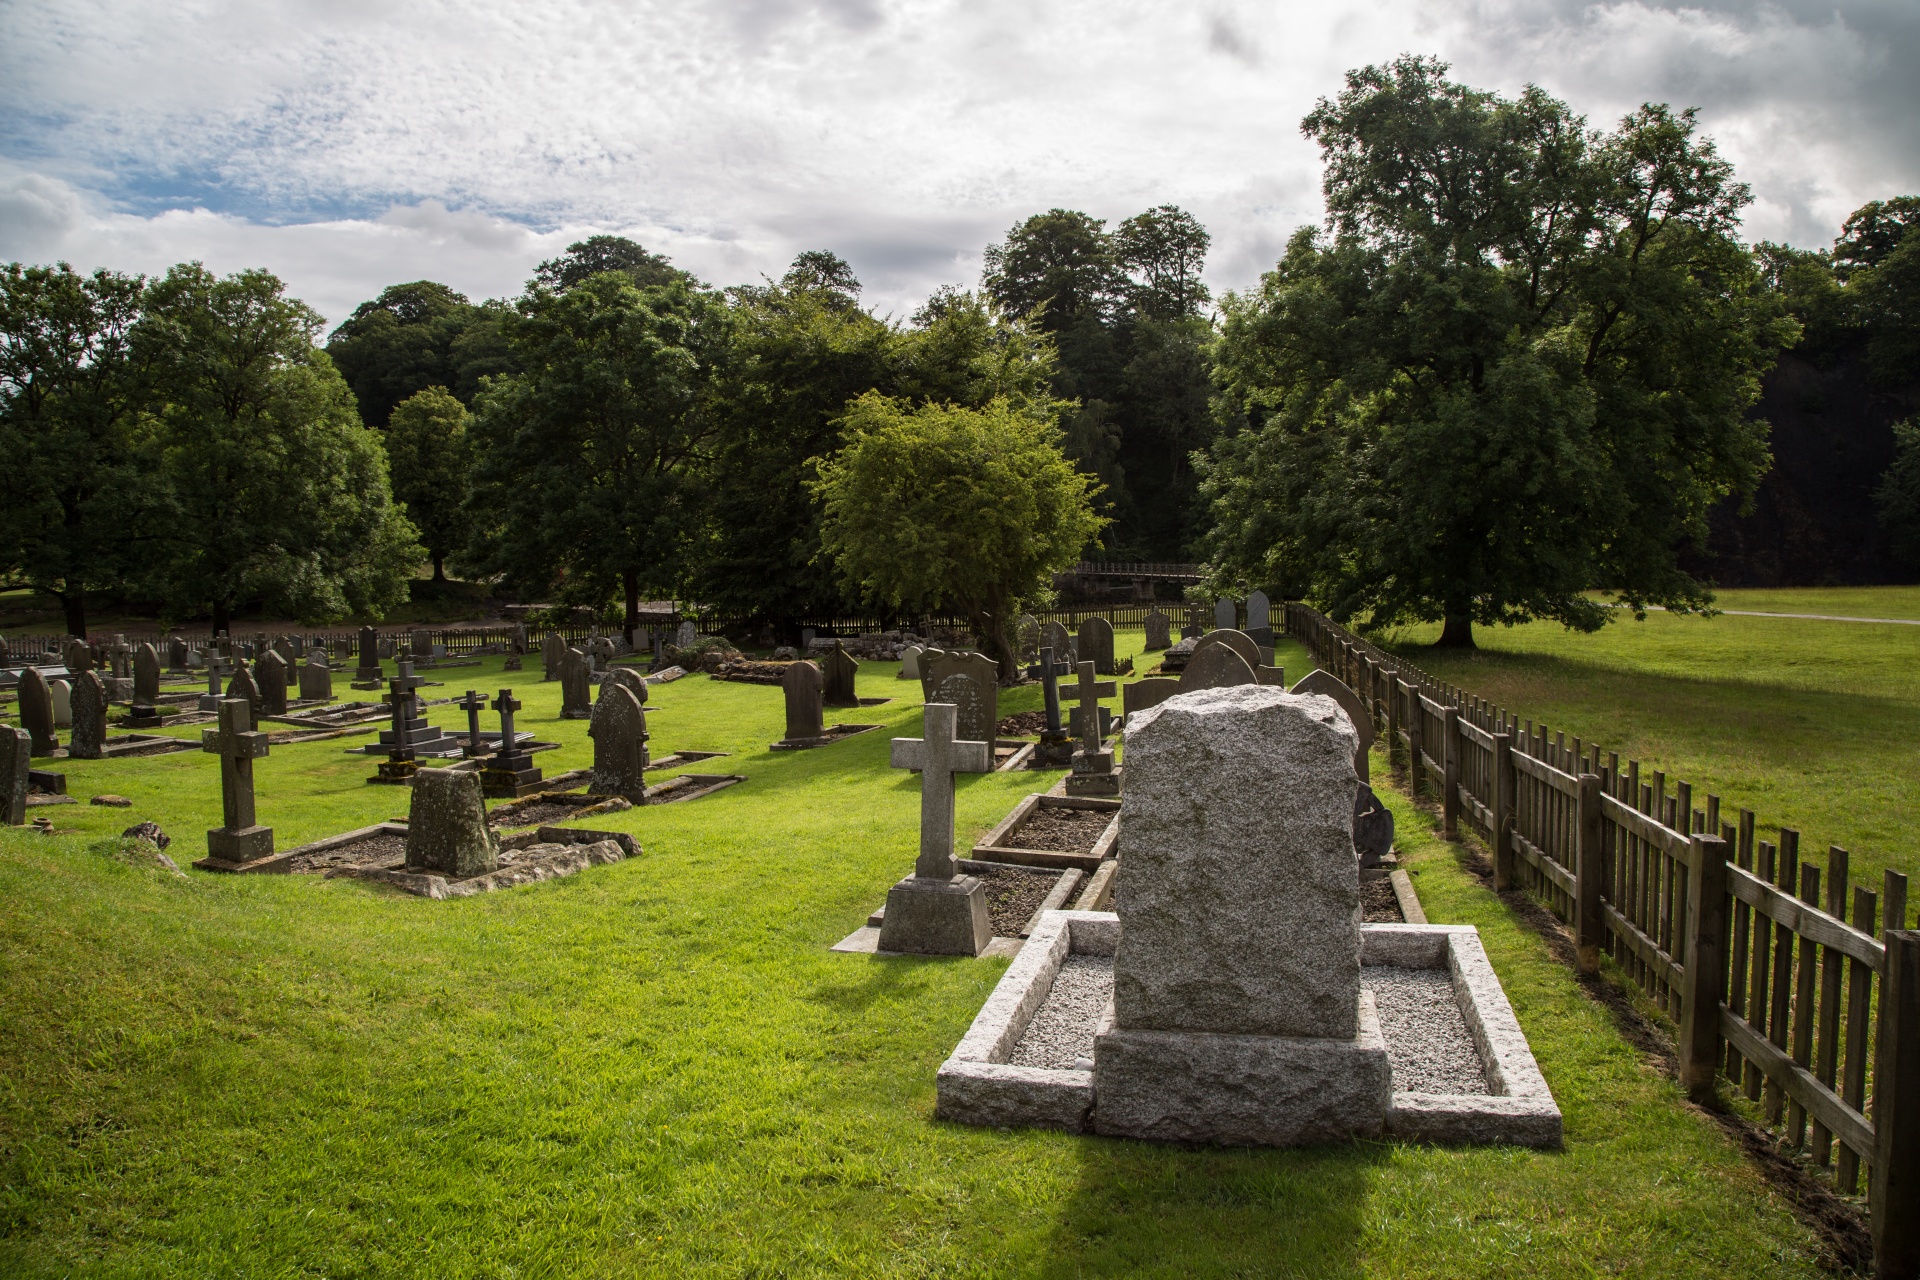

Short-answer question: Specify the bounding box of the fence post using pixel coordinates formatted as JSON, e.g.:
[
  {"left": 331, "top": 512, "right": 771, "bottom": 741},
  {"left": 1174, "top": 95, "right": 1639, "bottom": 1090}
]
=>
[
  {"left": 1875, "top": 929, "right": 1920, "bottom": 1279},
  {"left": 1576, "top": 773, "right": 1604, "bottom": 974},
  {"left": 1442, "top": 706, "right": 1461, "bottom": 840},
  {"left": 1678, "top": 834, "right": 1730, "bottom": 1099},
  {"left": 1385, "top": 670, "right": 1402, "bottom": 771},
  {"left": 1405, "top": 683, "right": 1424, "bottom": 799},
  {"left": 1491, "top": 732, "right": 1514, "bottom": 891}
]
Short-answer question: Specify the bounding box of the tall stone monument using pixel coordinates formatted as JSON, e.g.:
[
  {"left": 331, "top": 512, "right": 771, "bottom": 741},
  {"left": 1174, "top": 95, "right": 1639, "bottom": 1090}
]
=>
[
  {"left": 559, "top": 647, "right": 594, "bottom": 719},
  {"left": 1245, "top": 589, "right": 1273, "bottom": 647},
  {"left": 18, "top": 667, "right": 57, "bottom": 756},
  {"left": 1213, "top": 598, "right": 1238, "bottom": 631},
  {"left": 355, "top": 625, "right": 382, "bottom": 684},
  {"left": 542, "top": 631, "right": 566, "bottom": 681},
  {"left": 68, "top": 671, "right": 108, "bottom": 760},
  {"left": 255, "top": 651, "right": 290, "bottom": 717},
  {"left": 878, "top": 703, "right": 993, "bottom": 955},
  {"left": 199, "top": 696, "right": 274, "bottom": 869},
  {"left": 133, "top": 642, "right": 162, "bottom": 704},
  {"left": 589, "top": 681, "right": 650, "bottom": 802},
  {"left": 822, "top": 642, "right": 860, "bottom": 707},
  {"left": 2, "top": 725, "right": 28, "bottom": 826}
]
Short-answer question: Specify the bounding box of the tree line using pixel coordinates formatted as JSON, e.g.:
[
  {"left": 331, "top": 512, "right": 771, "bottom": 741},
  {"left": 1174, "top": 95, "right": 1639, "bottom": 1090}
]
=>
[{"left": 5, "top": 56, "right": 1917, "bottom": 651}]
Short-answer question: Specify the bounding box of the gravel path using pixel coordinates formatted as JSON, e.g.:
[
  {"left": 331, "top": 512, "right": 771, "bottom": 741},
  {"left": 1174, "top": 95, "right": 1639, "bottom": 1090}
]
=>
[
  {"left": 1362, "top": 965, "right": 1488, "bottom": 1094},
  {"left": 1010, "top": 954, "right": 1112, "bottom": 1070}
]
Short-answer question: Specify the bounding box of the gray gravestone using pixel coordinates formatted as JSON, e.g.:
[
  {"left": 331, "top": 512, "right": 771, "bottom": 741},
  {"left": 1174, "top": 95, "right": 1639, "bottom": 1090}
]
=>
[
  {"left": 299, "top": 652, "right": 333, "bottom": 701},
  {"left": 1290, "top": 670, "right": 1375, "bottom": 783},
  {"left": 202, "top": 696, "right": 273, "bottom": 865},
  {"left": 1213, "top": 598, "right": 1238, "bottom": 631},
  {"left": 1246, "top": 589, "right": 1272, "bottom": 642},
  {"left": 50, "top": 679, "right": 71, "bottom": 729},
  {"left": 781, "top": 660, "right": 825, "bottom": 742},
  {"left": 226, "top": 665, "right": 261, "bottom": 721},
  {"left": 2, "top": 726, "right": 27, "bottom": 825},
  {"left": 898, "top": 644, "right": 925, "bottom": 680},
  {"left": 675, "top": 621, "right": 697, "bottom": 648},
  {"left": 65, "top": 637, "right": 91, "bottom": 673},
  {"left": 512, "top": 623, "right": 528, "bottom": 654},
  {"left": 925, "top": 650, "right": 1000, "bottom": 750},
  {"left": 542, "top": 631, "right": 565, "bottom": 681},
  {"left": 1015, "top": 615, "right": 1041, "bottom": 664},
  {"left": 405, "top": 767, "right": 497, "bottom": 879},
  {"left": 1143, "top": 608, "right": 1171, "bottom": 652},
  {"left": 255, "top": 651, "right": 289, "bottom": 717},
  {"left": 1194, "top": 628, "right": 1262, "bottom": 671},
  {"left": 589, "top": 683, "right": 650, "bottom": 803},
  {"left": 356, "top": 626, "right": 381, "bottom": 681},
  {"left": 822, "top": 642, "right": 859, "bottom": 707},
  {"left": 559, "top": 648, "right": 593, "bottom": 719},
  {"left": 1041, "top": 620, "right": 1074, "bottom": 666},
  {"left": 68, "top": 671, "right": 107, "bottom": 759},
  {"left": 1078, "top": 616, "right": 1116, "bottom": 676},
  {"left": 878, "top": 702, "right": 993, "bottom": 955},
  {"left": 1179, "top": 642, "right": 1259, "bottom": 691},
  {"left": 167, "top": 636, "right": 189, "bottom": 670},
  {"left": 19, "top": 667, "right": 56, "bottom": 755},
  {"left": 1094, "top": 684, "right": 1389, "bottom": 1145},
  {"left": 133, "top": 643, "right": 161, "bottom": 704}
]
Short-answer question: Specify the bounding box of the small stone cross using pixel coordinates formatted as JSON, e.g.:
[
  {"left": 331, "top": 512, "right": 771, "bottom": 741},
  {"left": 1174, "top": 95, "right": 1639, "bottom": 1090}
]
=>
[
  {"left": 457, "top": 689, "right": 489, "bottom": 757},
  {"left": 201, "top": 697, "right": 272, "bottom": 861},
  {"left": 889, "top": 702, "right": 991, "bottom": 879},
  {"left": 385, "top": 676, "right": 416, "bottom": 762},
  {"left": 491, "top": 689, "right": 522, "bottom": 758},
  {"left": 1061, "top": 660, "right": 1116, "bottom": 752},
  {"left": 1025, "top": 645, "right": 1073, "bottom": 734}
]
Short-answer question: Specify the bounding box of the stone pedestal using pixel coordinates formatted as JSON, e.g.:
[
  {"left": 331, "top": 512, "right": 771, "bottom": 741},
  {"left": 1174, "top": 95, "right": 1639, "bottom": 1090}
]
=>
[
  {"left": 206, "top": 825, "right": 275, "bottom": 866},
  {"left": 1065, "top": 748, "right": 1121, "bottom": 796},
  {"left": 877, "top": 874, "right": 992, "bottom": 956}
]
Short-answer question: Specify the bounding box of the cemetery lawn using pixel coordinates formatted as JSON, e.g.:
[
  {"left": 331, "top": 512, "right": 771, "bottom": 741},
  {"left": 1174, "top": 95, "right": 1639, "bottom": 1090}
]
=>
[
  {"left": 0, "top": 634, "right": 1830, "bottom": 1277},
  {"left": 1380, "top": 586, "right": 1920, "bottom": 896}
]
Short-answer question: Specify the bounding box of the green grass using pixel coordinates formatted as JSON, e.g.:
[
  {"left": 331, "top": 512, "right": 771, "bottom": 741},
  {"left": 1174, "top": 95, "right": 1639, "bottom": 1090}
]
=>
[
  {"left": 1379, "top": 592, "right": 1920, "bottom": 898},
  {"left": 1709, "top": 586, "right": 1920, "bottom": 621},
  {"left": 0, "top": 634, "right": 1832, "bottom": 1276}
]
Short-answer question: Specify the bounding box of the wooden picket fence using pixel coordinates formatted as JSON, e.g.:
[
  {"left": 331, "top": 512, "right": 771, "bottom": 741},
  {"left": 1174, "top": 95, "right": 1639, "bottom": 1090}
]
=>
[{"left": 1287, "top": 604, "right": 1920, "bottom": 1273}]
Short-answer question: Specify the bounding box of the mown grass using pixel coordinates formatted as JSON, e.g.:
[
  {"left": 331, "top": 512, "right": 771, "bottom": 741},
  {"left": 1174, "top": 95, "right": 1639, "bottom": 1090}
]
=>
[
  {"left": 0, "top": 632, "right": 1831, "bottom": 1276},
  {"left": 1380, "top": 589, "right": 1920, "bottom": 898}
]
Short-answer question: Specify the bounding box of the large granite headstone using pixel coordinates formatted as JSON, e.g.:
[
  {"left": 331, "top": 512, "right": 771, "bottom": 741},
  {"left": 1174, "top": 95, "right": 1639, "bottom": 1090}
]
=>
[
  {"left": 255, "top": 651, "right": 289, "bottom": 716},
  {"left": 588, "top": 682, "right": 650, "bottom": 803},
  {"left": 1078, "top": 616, "right": 1116, "bottom": 676},
  {"left": 1143, "top": 608, "right": 1171, "bottom": 652},
  {"left": 822, "top": 642, "right": 860, "bottom": 707},
  {"left": 924, "top": 650, "right": 999, "bottom": 751},
  {"left": 2, "top": 726, "right": 27, "bottom": 825},
  {"left": 133, "top": 643, "right": 161, "bottom": 704},
  {"left": 18, "top": 667, "right": 56, "bottom": 756},
  {"left": 404, "top": 768, "right": 497, "bottom": 879},
  {"left": 781, "top": 660, "right": 825, "bottom": 743},
  {"left": 68, "top": 671, "right": 108, "bottom": 759}
]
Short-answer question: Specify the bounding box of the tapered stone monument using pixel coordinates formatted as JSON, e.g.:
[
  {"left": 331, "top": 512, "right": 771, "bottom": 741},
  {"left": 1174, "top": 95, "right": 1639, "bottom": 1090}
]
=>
[{"left": 68, "top": 671, "right": 108, "bottom": 760}]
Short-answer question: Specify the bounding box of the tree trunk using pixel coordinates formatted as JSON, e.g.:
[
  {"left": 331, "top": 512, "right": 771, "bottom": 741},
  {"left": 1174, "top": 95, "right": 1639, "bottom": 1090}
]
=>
[
  {"left": 59, "top": 589, "right": 87, "bottom": 640},
  {"left": 974, "top": 604, "right": 1016, "bottom": 685},
  {"left": 211, "top": 600, "right": 230, "bottom": 638},
  {"left": 431, "top": 555, "right": 446, "bottom": 582},
  {"left": 1436, "top": 612, "right": 1475, "bottom": 649},
  {"left": 623, "top": 568, "right": 639, "bottom": 648}
]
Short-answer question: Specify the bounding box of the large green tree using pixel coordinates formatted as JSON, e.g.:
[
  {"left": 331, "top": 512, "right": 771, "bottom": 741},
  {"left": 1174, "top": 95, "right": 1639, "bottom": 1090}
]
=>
[
  {"left": 324, "top": 281, "right": 514, "bottom": 428},
  {"left": 385, "top": 386, "right": 473, "bottom": 582},
  {"left": 1200, "top": 57, "right": 1796, "bottom": 646},
  {"left": 0, "top": 263, "right": 154, "bottom": 636},
  {"left": 139, "top": 264, "right": 421, "bottom": 632},
  {"left": 812, "top": 393, "right": 1105, "bottom": 679},
  {"left": 467, "top": 270, "right": 728, "bottom": 642},
  {"left": 533, "top": 235, "right": 681, "bottom": 293}
]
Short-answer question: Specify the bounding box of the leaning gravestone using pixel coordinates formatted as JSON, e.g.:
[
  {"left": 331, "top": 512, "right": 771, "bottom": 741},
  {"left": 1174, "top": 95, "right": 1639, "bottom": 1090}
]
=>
[
  {"left": 542, "top": 631, "right": 566, "bottom": 682},
  {"left": 255, "top": 651, "right": 290, "bottom": 717},
  {"left": 924, "top": 650, "right": 1000, "bottom": 751},
  {"left": 405, "top": 768, "right": 497, "bottom": 879},
  {"left": 1041, "top": 620, "right": 1075, "bottom": 666},
  {"left": 133, "top": 643, "right": 161, "bottom": 704},
  {"left": 1077, "top": 616, "right": 1116, "bottom": 676},
  {"left": 68, "top": 671, "right": 108, "bottom": 760},
  {"left": 299, "top": 652, "right": 333, "bottom": 701},
  {"left": 589, "top": 682, "right": 650, "bottom": 803},
  {"left": 19, "top": 667, "right": 56, "bottom": 756},
  {"left": 822, "top": 642, "right": 860, "bottom": 707},
  {"left": 2, "top": 725, "right": 28, "bottom": 826},
  {"left": 1143, "top": 608, "right": 1171, "bottom": 652},
  {"left": 1213, "top": 598, "right": 1238, "bottom": 631},
  {"left": 1095, "top": 684, "right": 1390, "bottom": 1144},
  {"left": 780, "top": 660, "right": 826, "bottom": 744},
  {"left": 559, "top": 648, "right": 594, "bottom": 719}
]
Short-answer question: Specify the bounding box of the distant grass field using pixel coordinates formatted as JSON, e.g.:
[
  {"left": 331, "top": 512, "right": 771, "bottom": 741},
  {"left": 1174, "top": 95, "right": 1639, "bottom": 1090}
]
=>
[
  {"left": 0, "top": 632, "right": 1834, "bottom": 1277},
  {"left": 1378, "top": 586, "right": 1920, "bottom": 900}
]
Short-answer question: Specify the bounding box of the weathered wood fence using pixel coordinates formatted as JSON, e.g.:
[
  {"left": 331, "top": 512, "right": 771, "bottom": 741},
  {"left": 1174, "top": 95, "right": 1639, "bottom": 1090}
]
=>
[{"left": 1288, "top": 603, "right": 1920, "bottom": 1275}]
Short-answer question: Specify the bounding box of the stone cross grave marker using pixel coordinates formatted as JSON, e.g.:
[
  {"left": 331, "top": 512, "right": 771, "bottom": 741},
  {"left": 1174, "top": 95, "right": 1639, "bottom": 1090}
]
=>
[
  {"left": 1062, "top": 660, "right": 1116, "bottom": 753},
  {"left": 2, "top": 725, "right": 27, "bottom": 826},
  {"left": 299, "top": 651, "right": 332, "bottom": 701},
  {"left": 457, "top": 689, "right": 490, "bottom": 757},
  {"left": 255, "top": 651, "right": 289, "bottom": 717},
  {"left": 781, "top": 660, "right": 825, "bottom": 743},
  {"left": 405, "top": 767, "right": 497, "bottom": 879},
  {"left": 925, "top": 650, "right": 1000, "bottom": 751},
  {"left": 373, "top": 670, "right": 422, "bottom": 783},
  {"left": 560, "top": 647, "right": 593, "bottom": 719},
  {"left": 19, "top": 667, "right": 56, "bottom": 756},
  {"left": 1143, "top": 608, "right": 1170, "bottom": 652},
  {"left": 483, "top": 689, "right": 542, "bottom": 797},
  {"left": 1077, "top": 616, "right": 1116, "bottom": 676},
  {"left": 589, "top": 681, "right": 649, "bottom": 802},
  {"left": 1024, "top": 645, "right": 1075, "bottom": 766},
  {"left": 878, "top": 702, "right": 993, "bottom": 955},
  {"left": 1213, "top": 598, "right": 1238, "bottom": 631},
  {"left": 68, "top": 671, "right": 107, "bottom": 759},
  {"left": 822, "top": 641, "right": 859, "bottom": 707},
  {"left": 201, "top": 696, "right": 273, "bottom": 866},
  {"left": 133, "top": 642, "right": 161, "bottom": 704}
]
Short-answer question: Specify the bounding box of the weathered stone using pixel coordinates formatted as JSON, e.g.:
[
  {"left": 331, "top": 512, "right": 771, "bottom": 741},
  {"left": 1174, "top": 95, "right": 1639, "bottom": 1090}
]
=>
[
  {"left": 781, "top": 660, "right": 825, "bottom": 742},
  {"left": 1213, "top": 599, "right": 1237, "bottom": 631},
  {"left": 1041, "top": 621, "right": 1075, "bottom": 666},
  {"left": 64, "top": 637, "right": 91, "bottom": 673},
  {"left": 1245, "top": 589, "right": 1272, "bottom": 644},
  {"left": 1143, "top": 608, "right": 1171, "bottom": 652},
  {"left": 356, "top": 625, "right": 381, "bottom": 680},
  {"left": 589, "top": 682, "right": 650, "bottom": 802},
  {"left": 202, "top": 696, "right": 273, "bottom": 864},
  {"left": 602, "top": 666, "right": 647, "bottom": 703},
  {"left": 133, "top": 643, "right": 161, "bottom": 703},
  {"left": 18, "top": 667, "right": 56, "bottom": 756},
  {"left": 898, "top": 644, "right": 925, "bottom": 680},
  {"left": 675, "top": 620, "right": 697, "bottom": 648},
  {"left": 1178, "top": 642, "right": 1258, "bottom": 690},
  {"left": 924, "top": 650, "right": 1000, "bottom": 749},
  {"left": 542, "top": 631, "right": 566, "bottom": 681},
  {"left": 1114, "top": 685, "right": 1363, "bottom": 1038},
  {"left": 1, "top": 726, "right": 27, "bottom": 825},
  {"left": 1077, "top": 616, "right": 1116, "bottom": 675},
  {"left": 1015, "top": 615, "right": 1040, "bottom": 664},
  {"left": 167, "top": 636, "right": 190, "bottom": 670},
  {"left": 255, "top": 651, "right": 289, "bottom": 716},
  {"left": 1122, "top": 676, "right": 1179, "bottom": 718},
  {"left": 404, "top": 768, "right": 497, "bottom": 878},
  {"left": 822, "top": 642, "right": 860, "bottom": 707},
  {"left": 68, "top": 671, "right": 108, "bottom": 760},
  {"left": 1194, "top": 628, "right": 1262, "bottom": 670},
  {"left": 226, "top": 664, "right": 261, "bottom": 721},
  {"left": 299, "top": 653, "right": 333, "bottom": 701},
  {"left": 559, "top": 647, "right": 593, "bottom": 719},
  {"left": 1290, "top": 670, "right": 1375, "bottom": 782}
]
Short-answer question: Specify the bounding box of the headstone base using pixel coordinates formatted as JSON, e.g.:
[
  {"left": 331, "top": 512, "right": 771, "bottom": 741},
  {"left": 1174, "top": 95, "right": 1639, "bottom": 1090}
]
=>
[
  {"left": 350, "top": 680, "right": 383, "bottom": 692},
  {"left": 203, "top": 825, "right": 275, "bottom": 868},
  {"left": 1065, "top": 761, "right": 1122, "bottom": 797},
  {"left": 876, "top": 875, "right": 993, "bottom": 956},
  {"left": 1092, "top": 995, "right": 1392, "bottom": 1146},
  {"left": 1031, "top": 731, "right": 1075, "bottom": 767},
  {"left": 196, "top": 693, "right": 223, "bottom": 711},
  {"left": 370, "top": 759, "right": 418, "bottom": 785}
]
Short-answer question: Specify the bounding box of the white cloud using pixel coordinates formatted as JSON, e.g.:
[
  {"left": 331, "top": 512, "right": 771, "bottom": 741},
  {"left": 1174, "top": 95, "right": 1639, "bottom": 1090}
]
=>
[{"left": 0, "top": 0, "right": 1914, "bottom": 325}]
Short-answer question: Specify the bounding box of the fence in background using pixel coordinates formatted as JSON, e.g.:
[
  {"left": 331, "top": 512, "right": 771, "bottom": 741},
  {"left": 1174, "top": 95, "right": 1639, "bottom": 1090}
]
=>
[{"left": 1288, "top": 603, "right": 1919, "bottom": 1272}]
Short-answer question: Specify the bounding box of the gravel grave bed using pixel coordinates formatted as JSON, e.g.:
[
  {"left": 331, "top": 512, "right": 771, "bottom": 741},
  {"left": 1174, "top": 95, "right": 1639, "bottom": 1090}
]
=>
[
  {"left": 1361, "top": 875, "right": 1404, "bottom": 922},
  {"left": 1007, "top": 806, "right": 1112, "bottom": 853},
  {"left": 1010, "top": 954, "right": 1113, "bottom": 1069},
  {"left": 995, "top": 710, "right": 1048, "bottom": 738},
  {"left": 287, "top": 832, "right": 408, "bottom": 873},
  {"left": 972, "top": 863, "right": 1065, "bottom": 937},
  {"left": 1361, "top": 965, "right": 1489, "bottom": 1094}
]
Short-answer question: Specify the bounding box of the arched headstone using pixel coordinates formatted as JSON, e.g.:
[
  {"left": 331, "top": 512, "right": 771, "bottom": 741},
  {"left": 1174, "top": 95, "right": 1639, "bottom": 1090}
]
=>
[
  {"left": 1194, "top": 628, "right": 1262, "bottom": 671},
  {"left": 1178, "top": 643, "right": 1258, "bottom": 691}
]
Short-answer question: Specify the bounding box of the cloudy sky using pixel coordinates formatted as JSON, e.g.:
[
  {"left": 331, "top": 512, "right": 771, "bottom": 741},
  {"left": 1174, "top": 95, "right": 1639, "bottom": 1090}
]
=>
[{"left": 3, "top": 0, "right": 1915, "bottom": 329}]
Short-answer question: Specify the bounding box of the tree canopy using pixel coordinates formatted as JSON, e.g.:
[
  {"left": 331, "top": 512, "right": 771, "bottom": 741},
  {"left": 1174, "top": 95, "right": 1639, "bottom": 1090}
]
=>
[
  {"left": 385, "top": 386, "right": 474, "bottom": 582},
  {"left": 324, "top": 280, "right": 515, "bottom": 428},
  {"left": 533, "top": 235, "right": 683, "bottom": 293}
]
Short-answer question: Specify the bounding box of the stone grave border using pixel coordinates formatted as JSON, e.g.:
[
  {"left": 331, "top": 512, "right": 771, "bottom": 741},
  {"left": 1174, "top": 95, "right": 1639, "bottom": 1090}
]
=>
[
  {"left": 327, "top": 825, "right": 639, "bottom": 900},
  {"left": 488, "top": 789, "right": 632, "bottom": 829},
  {"left": 201, "top": 819, "right": 404, "bottom": 875},
  {"left": 642, "top": 773, "right": 746, "bottom": 804},
  {"left": 970, "top": 794, "right": 1120, "bottom": 873},
  {"left": 768, "top": 722, "right": 881, "bottom": 751},
  {"left": 645, "top": 750, "right": 728, "bottom": 771},
  {"left": 96, "top": 734, "right": 197, "bottom": 759},
  {"left": 934, "top": 913, "right": 1562, "bottom": 1148}
]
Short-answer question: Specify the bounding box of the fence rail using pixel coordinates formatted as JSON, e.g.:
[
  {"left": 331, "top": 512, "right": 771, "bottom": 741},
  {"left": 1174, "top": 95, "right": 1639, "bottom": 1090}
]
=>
[{"left": 1287, "top": 603, "right": 1918, "bottom": 1273}]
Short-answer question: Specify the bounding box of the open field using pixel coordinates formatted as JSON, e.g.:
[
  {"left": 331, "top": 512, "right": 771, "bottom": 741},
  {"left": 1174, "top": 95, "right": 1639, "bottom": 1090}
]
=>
[
  {"left": 1379, "top": 589, "right": 1920, "bottom": 897},
  {"left": 0, "top": 632, "right": 1836, "bottom": 1277}
]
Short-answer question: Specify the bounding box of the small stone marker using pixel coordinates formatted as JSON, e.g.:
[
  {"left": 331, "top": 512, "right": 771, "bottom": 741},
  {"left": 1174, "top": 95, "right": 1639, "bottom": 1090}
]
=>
[
  {"left": 878, "top": 703, "right": 993, "bottom": 956},
  {"left": 1213, "top": 598, "right": 1238, "bottom": 631},
  {"left": 924, "top": 650, "right": 1000, "bottom": 751},
  {"left": 559, "top": 647, "right": 593, "bottom": 719},
  {"left": 1246, "top": 589, "right": 1272, "bottom": 644},
  {"left": 822, "top": 642, "right": 860, "bottom": 707},
  {"left": 1077, "top": 616, "right": 1116, "bottom": 676},
  {"left": 50, "top": 679, "right": 71, "bottom": 730},
  {"left": 299, "top": 652, "right": 333, "bottom": 701},
  {"left": 780, "top": 660, "right": 826, "bottom": 744},
  {"left": 200, "top": 696, "right": 273, "bottom": 867},
  {"left": 68, "top": 671, "right": 107, "bottom": 759},
  {"left": 1024, "top": 645, "right": 1075, "bottom": 766},
  {"left": 356, "top": 625, "right": 381, "bottom": 683},
  {"left": 482, "top": 689, "right": 543, "bottom": 797},
  {"left": 675, "top": 620, "right": 696, "bottom": 648},
  {"left": 18, "top": 667, "right": 56, "bottom": 756},
  {"left": 1062, "top": 660, "right": 1119, "bottom": 796},
  {"left": 2, "top": 726, "right": 28, "bottom": 826},
  {"left": 898, "top": 644, "right": 925, "bottom": 680},
  {"left": 255, "top": 651, "right": 289, "bottom": 717},
  {"left": 457, "top": 689, "right": 490, "bottom": 757},
  {"left": 133, "top": 642, "right": 161, "bottom": 704},
  {"left": 542, "top": 631, "right": 565, "bottom": 682},
  {"left": 1143, "top": 608, "right": 1170, "bottom": 652},
  {"left": 404, "top": 768, "right": 497, "bottom": 879},
  {"left": 589, "top": 682, "right": 650, "bottom": 802}
]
